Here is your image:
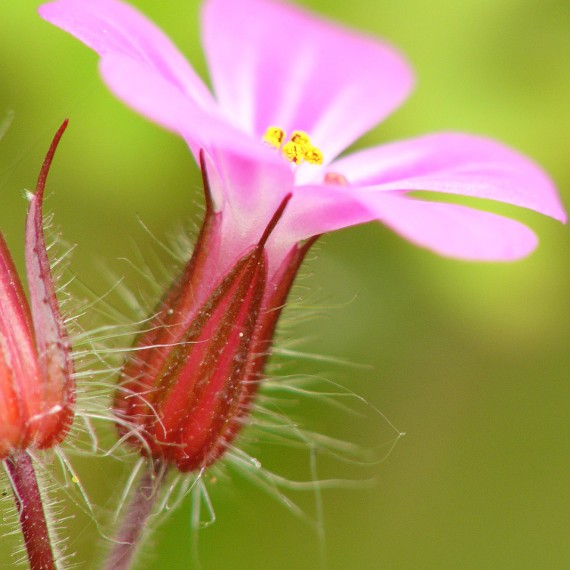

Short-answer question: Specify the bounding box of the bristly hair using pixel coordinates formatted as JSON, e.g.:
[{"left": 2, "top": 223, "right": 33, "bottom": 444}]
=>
[{"left": 71, "top": 201, "right": 405, "bottom": 569}]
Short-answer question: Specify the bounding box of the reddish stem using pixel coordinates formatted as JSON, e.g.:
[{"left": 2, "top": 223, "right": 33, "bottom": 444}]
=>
[
  {"left": 103, "top": 461, "right": 167, "bottom": 570},
  {"left": 5, "top": 451, "right": 56, "bottom": 570}
]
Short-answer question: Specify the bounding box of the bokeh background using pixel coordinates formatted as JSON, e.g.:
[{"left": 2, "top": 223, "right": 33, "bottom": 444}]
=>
[{"left": 1, "top": 0, "right": 569, "bottom": 568}]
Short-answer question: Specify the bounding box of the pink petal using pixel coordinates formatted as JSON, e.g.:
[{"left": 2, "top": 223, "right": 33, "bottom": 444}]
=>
[
  {"left": 355, "top": 193, "right": 539, "bottom": 261},
  {"left": 331, "top": 132, "right": 566, "bottom": 222},
  {"left": 275, "top": 183, "right": 374, "bottom": 245},
  {"left": 202, "top": 0, "right": 414, "bottom": 162},
  {"left": 99, "top": 55, "right": 247, "bottom": 158},
  {"left": 39, "top": 0, "right": 216, "bottom": 111}
]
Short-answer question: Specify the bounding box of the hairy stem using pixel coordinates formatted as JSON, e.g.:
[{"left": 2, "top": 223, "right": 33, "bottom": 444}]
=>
[
  {"left": 103, "top": 461, "right": 167, "bottom": 570},
  {"left": 5, "top": 451, "right": 56, "bottom": 570}
]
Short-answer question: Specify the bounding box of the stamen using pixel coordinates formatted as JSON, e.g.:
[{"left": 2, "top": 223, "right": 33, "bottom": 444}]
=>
[
  {"left": 263, "top": 126, "right": 324, "bottom": 166},
  {"left": 324, "top": 172, "right": 349, "bottom": 186},
  {"left": 282, "top": 141, "right": 305, "bottom": 164},
  {"left": 290, "top": 131, "right": 310, "bottom": 146},
  {"left": 262, "top": 126, "right": 286, "bottom": 149},
  {"left": 304, "top": 146, "right": 323, "bottom": 165}
]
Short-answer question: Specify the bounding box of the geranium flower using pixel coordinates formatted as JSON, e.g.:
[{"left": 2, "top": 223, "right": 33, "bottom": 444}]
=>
[
  {"left": 39, "top": 0, "right": 565, "bottom": 474},
  {"left": 39, "top": 0, "right": 565, "bottom": 266}
]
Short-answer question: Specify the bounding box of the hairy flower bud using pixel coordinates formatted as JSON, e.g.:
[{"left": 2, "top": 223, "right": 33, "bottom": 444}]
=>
[
  {"left": 0, "top": 121, "right": 74, "bottom": 459},
  {"left": 114, "top": 153, "right": 314, "bottom": 472}
]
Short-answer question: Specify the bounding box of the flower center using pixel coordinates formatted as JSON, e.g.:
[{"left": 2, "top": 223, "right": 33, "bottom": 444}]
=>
[{"left": 262, "top": 126, "right": 324, "bottom": 165}]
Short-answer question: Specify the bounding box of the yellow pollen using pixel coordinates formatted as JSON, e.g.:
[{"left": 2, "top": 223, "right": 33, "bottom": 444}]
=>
[
  {"left": 262, "top": 126, "right": 324, "bottom": 166},
  {"left": 262, "top": 126, "right": 286, "bottom": 148},
  {"left": 282, "top": 141, "right": 305, "bottom": 164},
  {"left": 304, "top": 146, "right": 324, "bottom": 165},
  {"left": 290, "top": 130, "right": 311, "bottom": 146}
]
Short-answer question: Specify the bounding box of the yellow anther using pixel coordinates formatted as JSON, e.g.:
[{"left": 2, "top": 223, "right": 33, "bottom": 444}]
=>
[
  {"left": 262, "top": 125, "right": 324, "bottom": 166},
  {"left": 290, "top": 130, "right": 311, "bottom": 146},
  {"left": 262, "top": 126, "right": 286, "bottom": 149},
  {"left": 324, "top": 172, "right": 349, "bottom": 185},
  {"left": 282, "top": 141, "right": 305, "bottom": 164},
  {"left": 304, "top": 146, "right": 323, "bottom": 165}
]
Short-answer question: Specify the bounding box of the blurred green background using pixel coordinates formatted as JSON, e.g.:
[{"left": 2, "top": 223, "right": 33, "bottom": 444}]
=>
[{"left": 1, "top": 0, "right": 569, "bottom": 568}]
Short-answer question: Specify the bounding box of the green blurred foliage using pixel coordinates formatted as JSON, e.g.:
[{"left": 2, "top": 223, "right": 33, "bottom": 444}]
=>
[{"left": 1, "top": 0, "right": 569, "bottom": 568}]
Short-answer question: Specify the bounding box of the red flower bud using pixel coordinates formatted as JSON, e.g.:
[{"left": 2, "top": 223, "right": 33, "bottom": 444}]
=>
[
  {"left": 114, "top": 152, "right": 315, "bottom": 472},
  {"left": 0, "top": 121, "right": 75, "bottom": 459}
]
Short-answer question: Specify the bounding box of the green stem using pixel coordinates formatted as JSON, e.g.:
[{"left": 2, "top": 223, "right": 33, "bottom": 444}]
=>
[
  {"left": 103, "top": 461, "right": 167, "bottom": 570},
  {"left": 5, "top": 451, "right": 56, "bottom": 570}
]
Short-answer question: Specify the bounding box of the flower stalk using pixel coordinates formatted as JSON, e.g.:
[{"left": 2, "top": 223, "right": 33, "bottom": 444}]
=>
[
  {"left": 103, "top": 461, "right": 167, "bottom": 570},
  {"left": 5, "top": 451, "right": 56, "bottom": 570}
]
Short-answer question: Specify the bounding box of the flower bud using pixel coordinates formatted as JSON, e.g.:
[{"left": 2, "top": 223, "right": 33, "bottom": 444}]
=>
[
  {"left": 0, "top": 121, "right": 75, "bottom": 459},
  {"left": 114, "top": 153, "right": 314, "bottom": 472}
]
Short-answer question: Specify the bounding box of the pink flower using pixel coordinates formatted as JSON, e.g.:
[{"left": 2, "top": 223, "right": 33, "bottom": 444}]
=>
[
  {"left": 0, "top": 121, "right": 75, "bottom": 460},
  {"left": 40, "top": 0, "right": 565, "bottom": 267},
  {"left": 39, "top": 0, "right": 565, "bottom": 472}
]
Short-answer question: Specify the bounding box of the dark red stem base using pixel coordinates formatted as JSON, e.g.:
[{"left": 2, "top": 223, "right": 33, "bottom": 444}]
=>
[{"left": 5, "top": 451, "right": 56, "bottom": 570}]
